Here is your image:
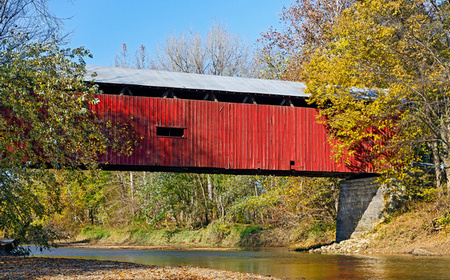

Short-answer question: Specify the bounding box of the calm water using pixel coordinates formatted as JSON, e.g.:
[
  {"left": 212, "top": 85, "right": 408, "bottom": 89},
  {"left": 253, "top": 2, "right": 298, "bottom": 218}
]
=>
[{"left": 30, "top": 247, "right": 450, "bottom": 280}]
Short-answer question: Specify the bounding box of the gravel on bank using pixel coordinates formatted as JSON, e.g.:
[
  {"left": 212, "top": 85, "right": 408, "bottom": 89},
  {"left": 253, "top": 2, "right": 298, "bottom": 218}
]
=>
[{"left": 0, "top": 256, "right": 283, "bottom": 280}]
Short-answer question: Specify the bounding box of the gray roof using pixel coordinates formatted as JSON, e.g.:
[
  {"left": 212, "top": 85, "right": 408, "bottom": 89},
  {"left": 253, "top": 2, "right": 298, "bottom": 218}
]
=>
[{"left": 85, "top": 65, "right": 308, "bottom": 98}]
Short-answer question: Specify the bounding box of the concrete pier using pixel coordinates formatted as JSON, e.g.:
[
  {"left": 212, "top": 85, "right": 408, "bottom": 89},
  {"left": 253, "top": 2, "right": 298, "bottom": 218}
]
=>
[{"left": 336, "top": 177, "right": 386, "bottom": 242}]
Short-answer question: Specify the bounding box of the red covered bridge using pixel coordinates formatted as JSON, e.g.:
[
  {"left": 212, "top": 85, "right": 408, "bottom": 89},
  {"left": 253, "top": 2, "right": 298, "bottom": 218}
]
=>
[{"left": 86, "top": 65, "right": 373, "bottom": 177}]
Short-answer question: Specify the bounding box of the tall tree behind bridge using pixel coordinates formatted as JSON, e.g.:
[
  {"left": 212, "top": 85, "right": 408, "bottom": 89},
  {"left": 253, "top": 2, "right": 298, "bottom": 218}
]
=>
[
  {"left": 114, "top": 21, "right": 257, "bottom": 77},
  {"left": 258, "top": 0, "right": 354, "bottom": 80},
  {"left": 304, "top": 0, "right": 450, "bottom": 197}
]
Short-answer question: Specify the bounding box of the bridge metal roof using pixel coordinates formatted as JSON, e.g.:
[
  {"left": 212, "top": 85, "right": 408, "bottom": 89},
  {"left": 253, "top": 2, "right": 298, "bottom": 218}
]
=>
[{"left": 85, "top": 65, "right": 308, "bottom": 98}]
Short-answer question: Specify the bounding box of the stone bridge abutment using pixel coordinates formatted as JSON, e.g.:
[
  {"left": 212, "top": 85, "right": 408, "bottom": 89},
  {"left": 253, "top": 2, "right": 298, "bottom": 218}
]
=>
[{"left": 336, "top": 177, "right": 386, "bottom": 242}]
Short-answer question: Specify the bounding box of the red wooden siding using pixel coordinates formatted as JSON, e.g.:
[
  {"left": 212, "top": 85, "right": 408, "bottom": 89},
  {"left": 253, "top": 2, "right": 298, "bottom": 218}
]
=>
[{"left": 91, "top": 94, "right": 368, "bottom": 176}]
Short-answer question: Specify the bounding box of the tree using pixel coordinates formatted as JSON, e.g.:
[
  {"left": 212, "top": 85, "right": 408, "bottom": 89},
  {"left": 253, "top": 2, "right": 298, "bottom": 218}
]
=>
[
  {"left": 258, "top": 0, "right": 354, "bottom": 80},
  {"left": 229, "top": 176, "right": 338, "bottom": 228},
  {"left": 304, "top": 0, "right": 450, "bottom": 196},
  {"left": 115, "top": 21, "right": 256, "bottom": 77},
  {"left": 114, "top": 43, "right": 153, "bottom": 70},
  {"left": 155, "top": 21, "right": 255, "bottom": 76},
  {"left": 0, "top": 38, "right": 134, "bottom": 249},
  {"left": 1, "top": 41, "right": 109, "bottom": 169},
  {"left": 0, "top": 0, "right": 62, "bottom": 45}
]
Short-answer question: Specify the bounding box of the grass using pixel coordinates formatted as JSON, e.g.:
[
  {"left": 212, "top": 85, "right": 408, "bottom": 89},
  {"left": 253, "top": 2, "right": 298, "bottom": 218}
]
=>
[
  {"left": 74, "top": 198, "right": 450, "bottom": 254},
  {"left": 75, "top": 223, "right": 273, "bottom": 248},
  {"left": 363, "top": 197, "right": 450, "bottom": 254},
  {"left": 290, "top": 220, "right": 336, "bottom": 250},
  {"left": 79, "top": 226, "right": 112, "bottom": 240},
  {"left": 74, "top": 218, "right": 340, "bottom": 250}
]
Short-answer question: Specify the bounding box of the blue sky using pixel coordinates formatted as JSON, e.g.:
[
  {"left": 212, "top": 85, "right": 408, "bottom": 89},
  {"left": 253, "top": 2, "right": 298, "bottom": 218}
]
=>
[{"left": 50, "top": 0, "right": 292, "bottom": 66}]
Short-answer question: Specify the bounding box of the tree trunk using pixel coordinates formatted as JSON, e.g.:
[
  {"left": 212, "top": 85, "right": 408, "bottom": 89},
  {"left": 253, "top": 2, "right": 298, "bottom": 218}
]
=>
[
  {"left": 430, "top": 142, "right": 443, "bottom": 196},
  {"left": 440, "top": 122, "right": 450, "bottom": 196},
  {"left": 197, "top": 175, "right": 209, "bottom": 225},
  {"left": 207, "top": 174, "right": 213, "bottom": 201},
  {"left": 130, "top": 171, "right": 135, "bottom": 216},
  {"left": 441, "top": 149, "right": 450, "bottom": 196},
  {"left": 89, "top": 208, "right": 95, "bottom": 225},
  {"left": 207, "top": 174, "right": 218, "bottom": 220}
]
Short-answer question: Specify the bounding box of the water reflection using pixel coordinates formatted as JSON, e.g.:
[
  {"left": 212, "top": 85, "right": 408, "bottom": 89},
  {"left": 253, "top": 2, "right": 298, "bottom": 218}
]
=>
[{"left": 30, "top": 247, "right": 450, "bottom": 280}]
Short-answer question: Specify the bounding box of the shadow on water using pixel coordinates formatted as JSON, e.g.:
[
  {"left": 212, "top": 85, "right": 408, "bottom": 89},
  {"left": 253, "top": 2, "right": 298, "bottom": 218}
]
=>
[
  {"left": 293, "top": 241, "right": 335, "bottom": 252},
  {"left": 29, "top": 246, "right": 450, "bottom": 280}
]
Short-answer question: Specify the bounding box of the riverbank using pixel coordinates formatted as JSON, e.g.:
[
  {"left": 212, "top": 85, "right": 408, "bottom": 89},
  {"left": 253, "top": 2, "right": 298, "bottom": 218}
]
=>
[
  {"left": 59, "top": 199, "right": 450, "bottom": 256},
  {"left": 70, "top": 223, "right": 334, "bottom": 250},
  {"left": 0, "top": 256, "right": 282, "bottom": 280},
  {"left": 309, "top": 199, "right": 450, "bottom": 256}
]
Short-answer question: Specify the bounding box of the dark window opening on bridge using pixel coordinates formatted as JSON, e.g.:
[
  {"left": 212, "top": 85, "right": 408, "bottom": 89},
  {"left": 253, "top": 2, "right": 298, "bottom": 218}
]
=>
[{"left": 156, "top": 126, "right": 185, "bottom": 138}]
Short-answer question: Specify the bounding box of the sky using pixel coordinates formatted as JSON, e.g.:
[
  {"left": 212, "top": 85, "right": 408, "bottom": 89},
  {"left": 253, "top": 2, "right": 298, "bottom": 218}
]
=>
[{"left": 49, "top": 0, "right": 293, "bottom": 67}]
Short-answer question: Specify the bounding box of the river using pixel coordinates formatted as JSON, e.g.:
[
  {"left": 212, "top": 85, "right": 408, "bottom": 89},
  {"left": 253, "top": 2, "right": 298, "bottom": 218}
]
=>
[{"left": 30, "top": 247, "right": 450, "bottom": 279}]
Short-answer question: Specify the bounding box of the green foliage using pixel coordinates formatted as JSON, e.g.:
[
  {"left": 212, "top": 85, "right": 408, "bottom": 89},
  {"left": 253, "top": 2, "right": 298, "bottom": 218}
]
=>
[
  {"left": 54, "top": 170, "right": 109, "bottom": 229},
  {"left": 308, "top": 221, "right": 335, "bottom": 234},
  {"left": 303, "top": 0, "right": 450, "bottom": 195},
  {"left": 0, "top": 40, "right": 105, "bottom": 169},
  {"left": 239, "top": 226, "right": 262, "bottom": 239},
  {"left": 204, "top": 221, "right": 232, "bottom": 242},
  {"left": 75, "top": 223, "right": 268, "bottom": 248},
  {"left": 292, "top": 220, "right": 336, "bottom": 250},
  {"left": 56, "top": 172, "right": 340, "bottom": 250},
  {"left": 237, "top": 225, "right": 263, "bottom": 247},
  {"left": 137, "top": 173, "right": 204, "bottom": 228},
  {"left": 229, "top": 176, "right": 339, "bottom": 227},
  {"left": 0, "top": 166, "right": 63, "bottom": 249},
  {"left": 80, "top": 226, "right": 111, "bottom": 240},
  {"left": 229, "top": 187, "right": 281, "bottom": 224},
  {"left": 136, "top": 173, "right": 261, "bottom": 229},
  {"left": 0, "top": 38, "right": 134, "bottom": 249},
  {"left": 436, "top": 212, "right": 450, "bottom": 230},
  {"left": 412, "top": 180, "right": 439, "bottom": 203}
]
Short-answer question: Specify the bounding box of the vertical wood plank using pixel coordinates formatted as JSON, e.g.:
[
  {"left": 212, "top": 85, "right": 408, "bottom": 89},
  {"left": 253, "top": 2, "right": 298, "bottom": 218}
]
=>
[{"left": 91, "top": 94, "right": 368, "bottom": 175}]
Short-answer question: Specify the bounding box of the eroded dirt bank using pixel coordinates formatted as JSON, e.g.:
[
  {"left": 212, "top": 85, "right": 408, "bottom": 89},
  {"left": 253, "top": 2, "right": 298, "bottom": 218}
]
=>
[
  {"left": 53, "top": 199, "right": 450, "bottom": 257},
  {"left": 310, "top": 200, "right": 450, "bottom": 256}
]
